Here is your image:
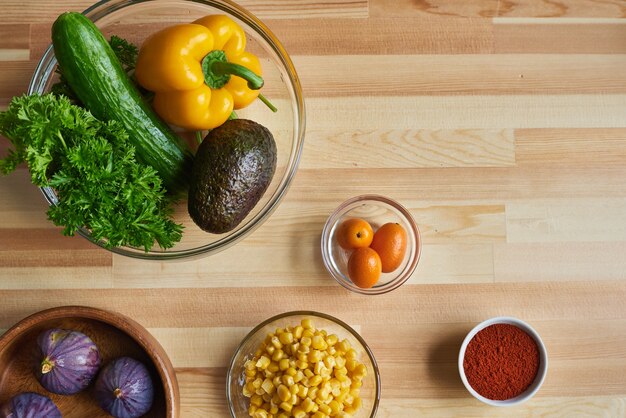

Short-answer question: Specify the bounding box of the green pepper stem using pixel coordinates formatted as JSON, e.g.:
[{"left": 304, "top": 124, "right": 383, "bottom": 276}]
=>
[
  {"left": 195, "top": 131, "right": 203, "bottom": 144},
  {"left": 211, "top": 61, "right": 264, "bottom": 90},
  {"left": 258, "top": 93, "right": 278, "bottom": 113}
]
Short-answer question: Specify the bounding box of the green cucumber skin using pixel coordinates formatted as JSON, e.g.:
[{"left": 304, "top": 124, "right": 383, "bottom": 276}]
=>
[{"left": 51, "top": 12, "right": 193, "bottom": 194}]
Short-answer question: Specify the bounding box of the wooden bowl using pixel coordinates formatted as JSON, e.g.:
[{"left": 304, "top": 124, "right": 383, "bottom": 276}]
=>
[{"left": 0, "top": 306, "right": 179, "bottom": 417}]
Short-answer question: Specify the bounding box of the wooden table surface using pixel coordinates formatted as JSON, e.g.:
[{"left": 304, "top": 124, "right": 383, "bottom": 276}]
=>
[{"left": 2, "top": 1, "right": 626, "bottom": 417}]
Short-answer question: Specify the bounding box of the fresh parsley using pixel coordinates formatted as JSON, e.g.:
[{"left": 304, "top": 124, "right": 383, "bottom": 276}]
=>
[
  {"left": 109, "top": 35, "right": 139, "bottom": 73},
  {"left": 0, "top": 93, "right": 183, "bottom": 251}
]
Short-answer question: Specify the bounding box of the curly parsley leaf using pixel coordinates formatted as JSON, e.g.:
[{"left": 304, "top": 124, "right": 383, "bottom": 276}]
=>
[
  {"left": 109, "top": 35, "right": 139, "bottom": 73},
  {"left": 0, "top": 93, "right": 182, "bottom": 251}
]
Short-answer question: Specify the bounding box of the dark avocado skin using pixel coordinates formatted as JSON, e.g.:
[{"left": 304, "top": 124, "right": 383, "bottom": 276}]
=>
[{"left": 188, "top": 119, "right": 277, "bottom": 234}]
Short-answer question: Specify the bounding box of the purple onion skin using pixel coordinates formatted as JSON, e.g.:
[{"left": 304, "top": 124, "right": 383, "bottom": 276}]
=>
[
  {"left": 94, "top": 357, "right": 154, "bottom": 418},
  {"left": 0, "top": 392, "right": 62, "bottom": 418},
  {"left": 36, "top": 328, "right": 101, "bottom": 395}
]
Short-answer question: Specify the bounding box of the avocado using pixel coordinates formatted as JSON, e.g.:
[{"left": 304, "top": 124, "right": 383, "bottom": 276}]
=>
[{"left": 188, "top": 119, "right": 277, "bottom": 234}]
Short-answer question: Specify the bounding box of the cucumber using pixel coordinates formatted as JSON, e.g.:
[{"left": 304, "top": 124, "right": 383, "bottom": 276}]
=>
[{"left": 51, "top": 12, "right": 193, "bottom": 194}]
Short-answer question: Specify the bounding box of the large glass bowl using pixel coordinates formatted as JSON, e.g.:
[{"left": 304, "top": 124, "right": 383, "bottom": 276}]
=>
[
  {"left": 226, "top": 311, "right": 381, "bottom": 417},
  {"left": 28, "top": 0, "right": 305, "bottom": 260}
]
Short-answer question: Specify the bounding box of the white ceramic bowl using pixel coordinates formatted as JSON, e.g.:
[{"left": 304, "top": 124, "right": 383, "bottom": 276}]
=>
[{"left": 458, "top": 316, "right": 548, "bottom": 407}]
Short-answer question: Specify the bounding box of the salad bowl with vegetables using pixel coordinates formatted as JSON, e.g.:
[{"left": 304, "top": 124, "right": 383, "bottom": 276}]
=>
[{"left": 1, "top": 0, "right": 304, "bottom": 260}]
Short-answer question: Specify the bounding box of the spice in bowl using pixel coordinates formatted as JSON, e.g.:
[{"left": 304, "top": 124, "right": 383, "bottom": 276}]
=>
[
  {"left": 463, "top": 324, "right": 539, "bottom": 400},
  {"left": 459, "top": 317, "right": 548, "bottom": 406}
]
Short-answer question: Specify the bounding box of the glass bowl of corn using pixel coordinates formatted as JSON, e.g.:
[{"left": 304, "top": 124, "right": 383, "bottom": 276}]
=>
[{"left": 226, "top": 311, "right": 381, "bottom": 418}]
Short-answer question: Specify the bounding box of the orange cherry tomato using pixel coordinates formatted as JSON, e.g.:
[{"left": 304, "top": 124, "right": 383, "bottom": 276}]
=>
[
  {"left": 369, "top": 222, "right": 407, "bottom": 273},
  {"left": 347, "top": 247, "right": 382, "bottom": 289},
  {"left": 336, "top": 218, "right": 374, "bottom": 250}
]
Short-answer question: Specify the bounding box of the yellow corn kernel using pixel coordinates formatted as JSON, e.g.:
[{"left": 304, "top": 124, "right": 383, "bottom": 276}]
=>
[
  {"left": 271, "top": 336, "right": 283, "bottom": 349},
  {"left": 302, "top": 329, "right": 315, "bottom": 339},
  {"left": 308, "top": 387, "right": 319, "bottom": 399},
  {"left": 317, "top": 388, "right": 330, "bottom": 402},
  {"left": 297, "top": 352, "right": 308, "bottom": 363},
  {"left": 245, "top": 359, "right": 257, "bottom": 370},
  {"left": 354, "top": 363, "right": 367, "bottom": 377},
  {"left": 326, "top": 334, "right": 339, "bottom": 346},
  {"left": 269, "top": 404, "right": 279, "bottom": 414},
  {"left": 300, "top": 336, "right": 312, "bottom": 347},
  {"left": 272, "top": 349, "right": 284, "bottom": 362},
  {"left": 345, "top": 359, "right": 358, "bottom": 372},
  {"left": 251, "top": 395, "right": 263, "bottom": 407},
  {"left": 352, "top": 396, "right": 362, "bottom": 411},
  {"left": 304, "top": 369, "right": 314, "bottom": 378},
  {"left": 327, "top": 346, "right": 337, "bottom": 356},
  {"left": 308, "top": 375, "right": 323, "bottom": 387},
  {"left": 323, "top": 355, "right": 336, "bottom": 369},
  {"left": 337, "top": 413, "right": 352, "bottom": 418},
  {"left": 256, "top": 356, "right": 271, "bottom": 370},
  {"left": 335, "top": 356, "right": 346, "bottom": 369},
  {"left": 308, "top": 349, "right": 323, "bottom": 363},
  {"left": 281, "top": 374, "right": 295, "bottom": 387},
  {"left": 252, "top": 409, "right": 268, "bottom": 418},
  {"left": 293, "top": 325, "right": 304, "bottom": 339},
  {"left": 295, "top": 370, "right": 306, "bottom": 383},
  {"left": 297, "top": 384, "right": 308, "bottom": 398},
  {"left": 312, "top": 335, "right": 328, "bottom": 350},
  {"left": 301, "top": 318, "right": 315, "bottom": 330},
  {"left": 337, "top": 339, "right": 351, "bottom": 353},
  {"left": 266, "top": 345, "right": 276, "bottom": 355},
  {"left": 329, "top": 399, "right": 342, "bottom": 414},
  {"left": 278, "top": 332, "right": 294, "bottom": 345},
  {"left": 345, "top": 349, "right": 357, "bottom": 361},
  {"left": 277, "top": 414, "right": 289, "bottom": 418},
  {"left": 296, "top": 359, "right": 308, "bottom": 370},
  {"left": 351, "top": 380, "right": 362, "bottom": 390},
  {"left": 279, "top": 401, "right": 292, "bottom": 413},
  {"left": 268, "top": 362, "right": 280, "bottom": 373},
  {"left": 290, "top": 342, "right": 300, "bottom": 354},
  {"left": 278, "top": 358, "right": 290, "bottom": 371},
  {"left": 349, "top": 388, "right": 360, "bottom": 398},
  {"left": 297, "top": 344, "right": 310, "bottom": 354},
  {"left": 245, "top": 369, "right": 257, "bottom": 378},
  {"left": 339, "top": 376, "right": 351, "bottom": 388},
  {"left": 312, "top": 412, "right": 326, "bottom": 418},
  {"left": 319, "top": 403, "right": 332, "bottom": 415},
  {"left": 243, "top": 384, "right": 253, "bottom": 397},
  {"left": 299, "top": 397, "right": 314, "bottom": 413},
  {"left": 277, "top": 384, "right": 291, "bottom": 402},
  {"left": 314, "top": 361, "right": 325, "bottom": 375},
  {"left": 292, "top": 406, "right": 306, "bottom": 418},
  {"left": 261, "top": 378, "right": 275, "bottom": 395}
]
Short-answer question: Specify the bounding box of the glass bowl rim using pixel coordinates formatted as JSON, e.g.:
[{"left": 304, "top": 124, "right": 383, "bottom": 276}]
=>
[
  {"left": 457, "top": 316, "right": 549, "bottom": 407},
  {"left": 28, "top": 0, "right": 306, "bottom": 261},
  {"left": 321, "top": 194, "right": 422, "bottom": 295},
  {"left": 225, "top": 310, "right": 381, "bottom": 418}
]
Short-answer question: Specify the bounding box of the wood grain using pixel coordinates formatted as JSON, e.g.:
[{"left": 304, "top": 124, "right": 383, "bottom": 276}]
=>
[{"left": 2, "top": 1, "right": 626, "bottom": 416}]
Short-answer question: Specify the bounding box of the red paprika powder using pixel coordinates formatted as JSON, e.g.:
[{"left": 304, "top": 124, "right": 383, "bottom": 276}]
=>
[{"left": 463, "top": 323, "right": 540, "bottom": 400}]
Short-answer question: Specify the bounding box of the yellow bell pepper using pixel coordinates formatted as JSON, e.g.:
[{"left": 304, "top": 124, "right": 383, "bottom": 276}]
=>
[{"left": 135, "top": 15, "right": 272, "bottom": 131}]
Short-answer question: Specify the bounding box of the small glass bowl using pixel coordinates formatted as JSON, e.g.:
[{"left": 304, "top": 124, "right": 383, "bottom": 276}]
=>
[
  {"left": 458, "top": 316, "right": 548, "bottom": 407},
  {"left": 29, "top": 0, "right": 305, "bottom": 260},
  {"left": 226, "top": 311, "right": 381, "bottom": 418},
  {"left": 321, "top": 195, "right": 421, "bottom": 295}
]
